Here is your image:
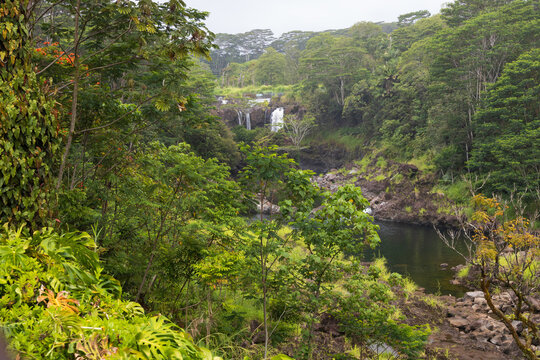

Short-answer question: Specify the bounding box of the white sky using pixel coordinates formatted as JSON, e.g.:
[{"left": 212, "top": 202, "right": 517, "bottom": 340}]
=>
[{"left": 185, "top": 0, "right": 449, "bottom": 36}]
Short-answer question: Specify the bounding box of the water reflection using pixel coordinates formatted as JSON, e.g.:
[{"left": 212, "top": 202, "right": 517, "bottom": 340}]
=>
[{"left": 364, "top": 221, "right": 467, "bottom": 297}]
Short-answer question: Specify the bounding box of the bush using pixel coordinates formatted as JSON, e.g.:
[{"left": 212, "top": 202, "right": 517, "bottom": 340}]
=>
[{"left": 0, "top": 226, "right": 215, "bottom": 360}]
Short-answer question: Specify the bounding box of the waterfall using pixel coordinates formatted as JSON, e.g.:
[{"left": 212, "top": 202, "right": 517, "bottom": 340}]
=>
[
  {"left": 245, "top": 113, "right": 251, "bottom": 130},
  {"left": 236, "top": 110, "right": 243, "bottom": 126},
  {"left": 270, "top": 107, "right": 284, "bottom": 132}
]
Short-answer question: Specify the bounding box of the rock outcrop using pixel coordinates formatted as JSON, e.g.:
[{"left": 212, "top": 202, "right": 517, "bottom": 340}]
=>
[
  {"left": 313, "top": 156, "right": 462, "bottom": 227},
  {"left": 445, "top": 291, "right": 539, "bottom": 358}
]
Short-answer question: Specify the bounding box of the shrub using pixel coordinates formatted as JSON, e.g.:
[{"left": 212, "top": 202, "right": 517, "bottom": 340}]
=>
[{"left": 0, "top": 226, "right": 216, "bottom": 360}]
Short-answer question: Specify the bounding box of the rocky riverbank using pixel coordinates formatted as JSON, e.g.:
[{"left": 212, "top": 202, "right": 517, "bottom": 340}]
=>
[
  {"left": 313, "top": 154, "right": 462, "bottom": 227},
  {"left": 443, "top": 290, "right": 539, "bottom": 359},
  {"left": 397, "top": 289, "right": 539, "bottom": 359}
]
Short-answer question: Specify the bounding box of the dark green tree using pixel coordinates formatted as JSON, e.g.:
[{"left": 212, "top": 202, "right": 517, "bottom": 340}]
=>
[
  {"left": 254, "top": 47, "right": 287, "bottom": 85},
  {"left": 397, "top": 10, "right": 431, "bottom": 27},
  {"left": 441, "top": 0, "right": 514, "bottom": 27},
  {"left": 469, "top": 49, "right": 540, "bottom": 200},
  {"left": 428, "top": 0, "right": 539, "bottom": 172}
]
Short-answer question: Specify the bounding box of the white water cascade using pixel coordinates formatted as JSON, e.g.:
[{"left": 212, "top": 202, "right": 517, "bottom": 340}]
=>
[
  {"left": 270, "top": 107, "right": 284, "bottom": 132},
  {"left": 236, "top": 110, "right": 243, "bottom": 126},
  {"left": 245, "top": 113, "right": 251, "bottom": 130}
]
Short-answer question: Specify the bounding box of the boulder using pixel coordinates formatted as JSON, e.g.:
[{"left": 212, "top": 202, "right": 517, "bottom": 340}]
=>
[
  {"left": 526, "top": 296, "right": 540, "bottom": 312},
  {"left": 474, "top": 297, "right": 487, "bottom": 305},
  {"left": 446, "top": 306, "right": 461, "bottom": 317},
  {"left": 448, "top": 317, "right": 469, "bottom": 329},
  {"left": 464, "top": 291, "right": 485, "bottom": 301},
  {"left": 471, "top": 328, "right": 492, "bottom": 343},
  {"left": 494, "top": 292, "right": 513, "bottom": 304},
  {"left": 511, "top": 320, "right": 523, "bottom": 333},
  {"left": 472, "top": 304, "right": 482, "bottom": 312},
  {"left": 468, "top": 318, "right": 489, "bottom": 332},
  {"left": 489, "top": 334, "right": 509, "bottom": 346}
]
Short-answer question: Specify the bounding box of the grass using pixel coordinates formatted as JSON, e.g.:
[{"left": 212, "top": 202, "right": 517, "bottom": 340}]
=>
[
  {"left": 215, "top": 84, "right": 296, "bottom": 98},
  {"left": 407, "top": 154, "right": 436, "bottom": 172},
  {"left": 405, "top": 206, "right": 413, "bottom": 213},
  {"left": 457, "top": 265, "right": 470, "bottom": 278},
  {"left": 306, "top": 127, "right": 364, "bottom": 153},
  {"left": 422, "top": 295, "right": 444, "bottom": 309},
  {"left": 499, "top": 255, "right": 538, "bottom": 280},
  {"left": 376, "top": 156, "right": 388, "bottom": 170},
  {"left": 432, "top": 180, "right": 471, "bottom": 206},
  {"left": 371, "top": 257, "right": 391, "bottom": 282},
  {"left": 431, "top": 180, "right": 474, "bottom": 218},
  {"left": 391, "top": 173, "right": 404, "bottom": 184},
  {"left": 354, "top": 155, "right": 373, "bottom": 173},
  {"left": 403, "top": 278, "right": 418, "bottom": 300}
]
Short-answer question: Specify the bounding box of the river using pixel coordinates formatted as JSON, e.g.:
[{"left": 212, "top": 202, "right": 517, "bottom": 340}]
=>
[{"left": 364, "top": 220, "right": 467, "bottom": 297}]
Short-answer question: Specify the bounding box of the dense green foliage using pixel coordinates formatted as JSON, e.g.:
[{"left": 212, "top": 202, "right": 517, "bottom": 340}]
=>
[
  {"left": 2, "top": 0, "right": 539, "bottom": 358},
  {"left": 218, "top": 0, "right": 539, "bottom": 205},
  {"left": 0, "top": 226, "right": 216, "bottom": 359},
  {"left": 469, "top": 49, "right": 540, "bottom": 199},
  {"left": 0, "top": 0, "right": 60, "bottom": 228}
]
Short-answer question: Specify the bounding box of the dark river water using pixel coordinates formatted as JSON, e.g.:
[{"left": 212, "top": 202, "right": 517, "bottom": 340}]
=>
[{"left": 364, "top": 220, "right": 467, "bottom": 297}]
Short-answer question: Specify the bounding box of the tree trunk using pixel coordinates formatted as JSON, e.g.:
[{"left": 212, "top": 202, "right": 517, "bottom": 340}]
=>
[
  {"left": 56, "top": 0, "right": 81, "bottom": 189},
  {"left": 481, "top": 276, "right": 535, "bottom": 359},
  {"left": 339, "top": 77, "right": 345, "bottom": 106},
  {"left": 206, "top": 289, "right": 213, "bottom": 346}
]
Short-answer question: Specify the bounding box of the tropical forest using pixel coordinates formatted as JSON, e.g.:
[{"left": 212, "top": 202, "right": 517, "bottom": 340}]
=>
[{"left": 0, "top": 0, "right": 539, "bottom": 359}]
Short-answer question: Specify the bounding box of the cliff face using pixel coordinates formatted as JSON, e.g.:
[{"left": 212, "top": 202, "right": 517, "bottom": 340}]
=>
[
  {"left": 212, "top": 97, "right": 306, "bottom": 131},
  {"left": 213, "top": 106, "right": 270, "bottom": 129}
]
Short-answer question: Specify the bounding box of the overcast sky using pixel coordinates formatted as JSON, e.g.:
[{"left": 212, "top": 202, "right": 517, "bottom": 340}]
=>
[{"left": 185, "top": 0, "right": 449, "bottom": 36}]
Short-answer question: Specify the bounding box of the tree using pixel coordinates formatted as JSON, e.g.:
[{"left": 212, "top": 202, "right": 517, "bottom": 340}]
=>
[
  {"left": 441, "top": 0, "right": 514, "bottom": 27},
  {"left": 391, "top": 15, "right": 445, "bottom": 53},
  {"left": 282, "top": 185, "right": 381, "bottom": 358},
  {"left": 0, "top": 0, "right": 60, "bottom": 229},
  {"left": 334, "top": 261, "right": 431, "bottom": 358},
  {"left": 239, "top": 144, "right": 296, "bottom": 359},
  {"left": 282, "top": 113, "right": 316, "bottom": 147},
  {"left": 469, "top": 49, "right": 540, "bottom": 201},
  {"left": 101, "top": 142, "right": 242, "bottom": 305},
  {"left": 254, "top": 47, "right": 287, "bottom": 85},
  {"left": 30, "top": 0, "right": 215, "bottom": 190},
  {"left": 300, "top": 34, "right": 369, "bottom": 124},
  {"left": 427, "top": 0, "right": 539, "bottom": 171},
  {"left": 397, "top": 10, "right": 431, "bottom": 27},
  {"left": 438, "top": 195, "right": 539, "bottom": 359},
  {"left": 348, "top": 22, "right": 388, "bottom": 61}
]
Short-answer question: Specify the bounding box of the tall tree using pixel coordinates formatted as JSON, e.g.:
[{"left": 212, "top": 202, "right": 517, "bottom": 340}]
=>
[
  {"left": 469, "top": 49, "right": 540, "bottom": 200},
  {"left": 397, "top": 10, "right": 431, "bottom": 27},
  {"left": 441, "top": 0, "right": 515, "bottom": 27},
  {"left": 254, "top": 47, "right": 287, "bottom": 85},
  {"left": 428, "top": 0, "right": 539, "bottom": 170},
  {"left": 300, "top": 34, "right": 368, "bottom": 124},
  {"left": 31, "top": 0, "right": 215, "bottom": 190}
]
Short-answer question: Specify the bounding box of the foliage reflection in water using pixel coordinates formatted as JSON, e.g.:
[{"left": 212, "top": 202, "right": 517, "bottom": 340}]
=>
[{"left": 364, "top": 221, "right": 467, "bottom": 297}]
